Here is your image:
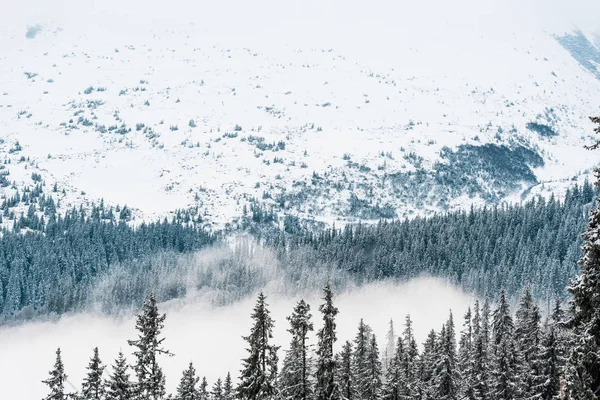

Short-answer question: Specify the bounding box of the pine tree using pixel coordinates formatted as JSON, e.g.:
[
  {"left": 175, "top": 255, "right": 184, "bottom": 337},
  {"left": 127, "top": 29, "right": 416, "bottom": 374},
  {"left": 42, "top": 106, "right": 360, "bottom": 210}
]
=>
[
  {"left": 473, "top": 299, "right": 491, "bottom": 400},
  {"left": 565, "top": 117, "right": 600, "bottom": 398},
  {"left": 458, "top": 308, "right": 476, "bottom": 400},
  {"left": 514, "top": 286, "right": 541, "bottom": 398},
  {"left": 433, "top": 312, "right": 459, "bottom": 400},
  {"left": 280, "top": 299, "right": 314, "bottom": 400},
  {"left": 352, "top": 319, "right": 372, "bottom": 400},
  {"left": 42, "top": 348, "right": 71, "bottom": 400},
  {"left": 105, "top": 351, "right": 133, "bottom": 400},
  {"left": 383, "top": 319, "right": 396, "bottom": 376},
  {"left": 490, "top": 291, "right": 519, "bottom": 400},
  {"left": 533, "top": 322, "right": 562, "bottom": 400},
  {"left": 175, "top": 363, "right": 200, "bottom": 400},
  {"left": 401, "top": 315, "right": 418, "bottom": 397},
  {"left": 337, "top": 341, "right": 355, "bottom": 400},
  {"left": 223, "top": 373, "right": 233, "bottom": 400},
  {"left": 364, "top": 335, "right": 382, "bottom": 400},
  {"left": 315, "top": 283, "right": 339, "bottom": 400},
  {"left": 418, "top": 330, "right": 437, "bottom": 400},
  {"left": 128, "top": 293, "right": 173, "bottom": 400},
  {"left": 238, "top": 292, "right": 280, "bottom": 400},
  {"left": 212, "top": 378, "right": 224, "bottom": 400},
  {"left": 81, "top": 347, "right": 106, "bottom": 400},
  {"left": 382, "top": 337, "right": 408, "bottom": 400},
  {"left": 200, "top": 377, "right": 209, "bottom": 400}
]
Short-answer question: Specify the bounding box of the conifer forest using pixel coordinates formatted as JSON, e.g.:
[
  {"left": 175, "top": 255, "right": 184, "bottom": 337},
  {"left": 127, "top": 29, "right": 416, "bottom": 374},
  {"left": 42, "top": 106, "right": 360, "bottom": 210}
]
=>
[
  {"left": 36, "top": 118, "right": 600, "bottom": 399},
  {"left": 3, "top": 1, "right": 600, "bottom": 399}
]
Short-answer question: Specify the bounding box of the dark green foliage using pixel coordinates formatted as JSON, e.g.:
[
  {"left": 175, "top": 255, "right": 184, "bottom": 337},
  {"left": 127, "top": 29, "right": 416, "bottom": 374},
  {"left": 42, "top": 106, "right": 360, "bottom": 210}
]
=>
[
  {"left": 42, "top": 348, "right": 70, "bottom": 400},
  {"left": 237, "top": 292, "right": 279, "bottom": 400},
  {"left": 128, "top": 293, "right": 173, "bottom": 400},
  {"left": 279, "top": 300, "right": 314, "bottom": 400},
  {"left": 81, "top": 347, "right": 106, "bottom": 400},
  {"left": 270, "top": 182, "right": 595, "bottom": 300},
  {"left": 565, "top": 117, "right": 600, "bottom": 398},
  {"left": 526, "top": 122, "right": 558, "bottom": 137},
  {"left": 0, "top": 204, "right": 214, "bottom": 321},
  {"left": 176, "top": 363, "right": 200, "bottom": 400},
  {"left": 315, "top": 284, "right": 339, "bottom": 400},
  {"left": 105, "top": 351, "right": 133, "bottom": 400},
  {"left": 336, "top": 341, "right": 354, "bottom": 400}
]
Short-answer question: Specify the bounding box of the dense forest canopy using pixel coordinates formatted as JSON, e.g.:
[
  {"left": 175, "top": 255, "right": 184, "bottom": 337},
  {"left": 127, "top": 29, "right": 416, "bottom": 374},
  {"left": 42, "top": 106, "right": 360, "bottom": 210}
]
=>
[{"left": 0, "top": 180, "right": 595, "bottom": 322}]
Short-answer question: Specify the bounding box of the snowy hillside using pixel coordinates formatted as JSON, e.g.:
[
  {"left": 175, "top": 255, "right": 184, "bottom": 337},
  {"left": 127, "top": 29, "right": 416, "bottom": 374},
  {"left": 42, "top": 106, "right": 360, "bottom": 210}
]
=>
[{"left": 1, "top": 0, "right": 600, "bottom": 228}]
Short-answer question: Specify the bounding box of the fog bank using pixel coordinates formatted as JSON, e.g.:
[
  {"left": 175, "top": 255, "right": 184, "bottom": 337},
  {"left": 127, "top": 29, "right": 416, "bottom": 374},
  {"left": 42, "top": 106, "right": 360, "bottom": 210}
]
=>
[{"left": 0, "top": 277, "right": 474, "bottom": 399}]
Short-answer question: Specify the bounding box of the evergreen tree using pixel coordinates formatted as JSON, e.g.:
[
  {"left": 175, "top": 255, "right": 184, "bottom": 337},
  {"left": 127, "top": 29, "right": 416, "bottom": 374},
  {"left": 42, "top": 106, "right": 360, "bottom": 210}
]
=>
[
  {"left": 514, "top": 286, "right": 541, "bottom": 398},
  {"left": 418, "top": 330, "right": 437, "bottom": 400},
  {"left": 433, "top": 312, "right": 459, "bottom": 400},
  {"left": 473, "top": 299, "right": 491, "bottom": 400},
  {"left": 200, "top": 377, "right": 209, "bottom": 400},
  {"left": 533, "top": 322, "right": 562, "bottom": 400},
  {"left": 458, "top": 308, "right": 476, "bottom": 400},
  {"left": 128, "top": 293, "right": 173, "bottom": 400},
  {"left": 401, "top": 316, "right": 418, "bottom": 397},
  {"left": 223, "top": 373, "right": 233, "bottom": 400},
  {"left": 352, "top": 319, "right": 372, "bottom": 400},
  {"left": 315, "top": 283, "right": 339, "bottom": 400},
  {"left": 383, "top": 319, "right": 396, "bottom": 376},
  {"left": 565, "top": 118, "right": 600, "bottom": 398},
  {"left": 176, "top": 363, "right": 200, "bottom": 400},
  {"left": 337, "top": 341, "right": 355, "bottom": 400},
  {"left": 364, "top": 335, "right": 382, "bottom": 400},
  {"left": 382, "top": 338, "right": 407, "bottom": 400},
  {"left": 81, "top": 347, "right": 106, "bottom": 400},
  {"left": 279, "top": 299, "right": 314, "bottom": 400},
  {"left": 42, "top": 348, "right": 72, "bottom": 400},
  {"left": 490, "top": 291, "right": 519, "bottom": 400},
  {"left": 212, "top": 378, "right": 224, "bottom": 400},
  {"left": 238, "top": 292, "right": 280, "bottom": 400},
  {"left": 105, "top": 351, "right": 133, "bottom": 400}
]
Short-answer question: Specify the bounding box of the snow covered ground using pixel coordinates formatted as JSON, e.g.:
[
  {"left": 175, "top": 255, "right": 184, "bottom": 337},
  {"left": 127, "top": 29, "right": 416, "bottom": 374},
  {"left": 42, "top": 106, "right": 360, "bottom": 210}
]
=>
[
  {"left": 0, "top": 0, "right": 599, "bottom": 228},
  {"left": 0, "top": 277, "right": 474, "bottom": 399}
]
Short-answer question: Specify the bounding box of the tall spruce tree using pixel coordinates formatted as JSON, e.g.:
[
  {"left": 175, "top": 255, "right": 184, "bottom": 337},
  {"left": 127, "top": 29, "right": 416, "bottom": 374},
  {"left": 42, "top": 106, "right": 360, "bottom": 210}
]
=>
[
  {"left": 176, "top": 363, "right": 200, "bottom": 400},
  {"left": 364, "top": 335, "right": 382, "bottom": 400},
  {"left": 418, "top": 330, "right": 437, "bottom": 400},
  {"left": 401, "top": 315, "right": 418, "bottom": 398},
  {"left": 352, "top": 319, "right": 372, "bottom": 400},
  {"left": 533, "top": 321, "right": 562, "bottom": 400},
  {"left": 212, "top": 378, "right": 224, "bottom": 400},
  {"left": 383, "top": 319, "right": 396, "bottom": 376},
  {"left": 315, "top": 283, "right": 339, "bottom": 400},
  {"left": 458, "top": 308, "right": 476, "bottom": 400},
  {"left": 433, "top": 312, "right": 459, "bottom": 400},
  {"left": 81, "top": 347, "right": 106, "bottom": 400},
  {"left": 42, "top": 348, "right": 71, "bottom": 400},
  {"left": 515, "top": 286, "right": 542, "bottom": 398},
  {"left": 223, "top": 373, "right": 233, "bottom": 400},
  {"left": 105, "top": 351, "right": 133, "bottom": 400},
  {"left": 471, "top": 300, "right": 490, "bottom": 400},
  {"left": 565, "top": 116, "right": 600, "bottom": 399},
  {"left": 280, "top": 299, "right": 314, "bottom": 400},
  {"left": 238, "top": 292, "right": 280, "bottom": 400},
  {"left": 382, "top": 337, "right": 408, "bottom": 400},
  {"left": 490, "top": 291, "right": 519, "bottom": 400},
  {"left": 128, "top": 293, "right": 172, "bottom": 400},
  {"left": 200, "top": 377, "right": 209, "bottom": 400},
  {"left": 337, "top": 341, "right": 355, "bottom": 400}
]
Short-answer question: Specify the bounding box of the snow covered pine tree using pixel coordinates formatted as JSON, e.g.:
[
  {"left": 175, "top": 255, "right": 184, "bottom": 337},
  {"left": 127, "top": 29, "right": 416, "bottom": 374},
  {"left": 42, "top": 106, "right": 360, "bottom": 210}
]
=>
[
  {"left": 238, "top": 292, "right": 280, "bottom": 400},
  {"left": 565, "top": 116, "right": 600, "bottom": 399},
  {"left": 128, "top": 293, "right": 173, "bottom": 400}
]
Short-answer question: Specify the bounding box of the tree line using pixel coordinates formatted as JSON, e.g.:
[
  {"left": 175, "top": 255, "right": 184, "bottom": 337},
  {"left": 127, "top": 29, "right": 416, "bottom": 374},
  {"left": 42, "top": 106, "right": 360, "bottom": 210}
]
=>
[{"left": 40, "top": 278, "right": 596, "bottom": 400}]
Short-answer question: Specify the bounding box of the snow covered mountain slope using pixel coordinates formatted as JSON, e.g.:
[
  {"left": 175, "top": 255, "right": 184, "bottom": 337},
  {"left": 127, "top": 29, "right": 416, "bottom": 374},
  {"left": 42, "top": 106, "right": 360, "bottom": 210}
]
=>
[{"left": 1, "top": 0, "right": 599, "bottom": 228}]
